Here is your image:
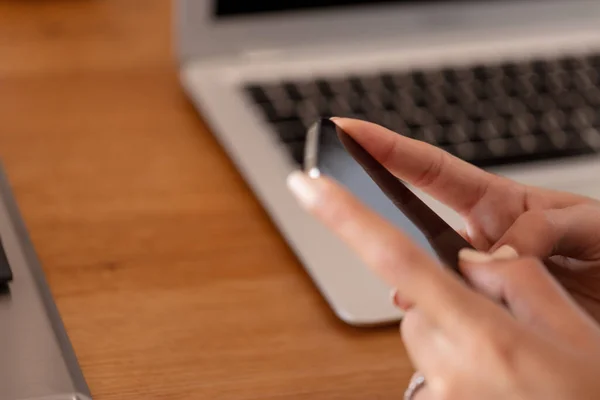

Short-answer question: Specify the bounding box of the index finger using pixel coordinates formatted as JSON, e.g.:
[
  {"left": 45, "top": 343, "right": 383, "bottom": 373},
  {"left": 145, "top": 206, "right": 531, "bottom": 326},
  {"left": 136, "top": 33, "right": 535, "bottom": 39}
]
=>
[
  {"left": 331, "top": 118, "right": 594, "bottom": 215},
  {"left": 286, "top": 170, "right": 480, "bottom": 327},
  {"left": 332, "top": 118, "right": 496, "bottom": 215}
]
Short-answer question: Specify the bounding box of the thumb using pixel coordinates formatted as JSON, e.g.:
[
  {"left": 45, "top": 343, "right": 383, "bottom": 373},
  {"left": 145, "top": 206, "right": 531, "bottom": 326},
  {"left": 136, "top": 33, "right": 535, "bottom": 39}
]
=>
[
  {"left": 490, "top": 204, "right": 600, "bottom": 263},
  {"left": 459, "top": 250, "right": 600, "bottom": 345}
]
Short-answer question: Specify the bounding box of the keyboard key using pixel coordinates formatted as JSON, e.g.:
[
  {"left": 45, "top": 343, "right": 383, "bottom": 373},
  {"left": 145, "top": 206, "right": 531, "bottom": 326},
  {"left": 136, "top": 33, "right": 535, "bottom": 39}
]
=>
[
  {"left": 581, "top": 127, "right": 600, "bottom": 149},
  {"left": 525, "top": 94, "right": 556, "bottom": 113},
  {"left": 295, "top": 80, "right": 321, "bottom": 98},
  {"left": 487, "top": 137, "right": 511, "bottom": 156},
  {"left": 517, "top": 134, "right": 538, "bottom": 153},
  {"left": 556, "top": 91, "right": 586, "bottom": 110},
  {"left": 540, "top": 110, "right": 567, "bottom": 133},
  {"left": 509, "top": 114, "right": 536, "bottom": 136},
  {"left": 447, "top": 123, "right": 472, "bottom": 144},
  {"left": 584, "top": 88, "right": 600, "bottom": 107},
  {"left": 561, "top": 55, "right": 589, "bottom": 71},
  {"left": 547, "top": 129, "right": 569, "bottom": 149},
  {"left": 453, "top": 141, "right": 477, "bottom": 160},
  {"left": 273, "top": 120, "right": 307, "bottom": 143},
  {"left": 316, "top": 80, "right": 335, "bottom": 97},
  {"left": 246, "top": 85, "right": 269, "bottom": 103},
  {"left": 478, "top": 118, "right": 506, "bottom": 140},
  {"left": 283, "top": 82, "right": 303, "bottom": 101},
  {"left": 570, "top": 107, "right": 597, "bottom": 130}
]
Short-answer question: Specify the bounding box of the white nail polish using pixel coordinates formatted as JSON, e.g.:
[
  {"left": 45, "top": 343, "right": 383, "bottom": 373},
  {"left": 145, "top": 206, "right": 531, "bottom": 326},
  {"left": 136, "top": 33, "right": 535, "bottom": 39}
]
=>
[
  {"left": 492, "top": 245, "right": 518, "bottom": 260},
  {"left": 286, "top": 171, "right": 319, "bottom": 209}
]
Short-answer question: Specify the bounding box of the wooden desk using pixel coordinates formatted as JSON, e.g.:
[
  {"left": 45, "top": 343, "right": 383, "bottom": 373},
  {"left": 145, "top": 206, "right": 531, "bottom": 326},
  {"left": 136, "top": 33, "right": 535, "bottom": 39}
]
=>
[{"left": 0, "top": 1, "right": 412, "bottom": 398}]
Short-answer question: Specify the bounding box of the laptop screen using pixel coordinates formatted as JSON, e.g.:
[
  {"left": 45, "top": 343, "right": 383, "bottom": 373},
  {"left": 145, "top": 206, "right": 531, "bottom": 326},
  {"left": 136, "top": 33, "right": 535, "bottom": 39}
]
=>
[{"left": 215, "top": 1, "right": 428, "bottom": 18}]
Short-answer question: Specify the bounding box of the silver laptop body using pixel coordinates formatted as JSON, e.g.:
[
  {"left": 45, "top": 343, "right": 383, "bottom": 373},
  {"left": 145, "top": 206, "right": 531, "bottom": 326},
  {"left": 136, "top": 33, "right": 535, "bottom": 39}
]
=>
[
  {"left": 176, "top": 0, "right": 600, "bottom": 326},
  {"left": 0, "top": 164, "right": 91, "bottom": 400}
]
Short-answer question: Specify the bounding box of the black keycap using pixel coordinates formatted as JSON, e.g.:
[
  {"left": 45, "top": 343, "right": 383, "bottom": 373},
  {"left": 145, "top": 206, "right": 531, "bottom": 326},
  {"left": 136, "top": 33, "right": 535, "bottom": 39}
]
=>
[
  {"left": 588, "top": 54, "right": 600, "bottom": 67},
  {"left": 569, "top": 107, "right": 597, "bottom": 130},
  {"left": 316, "top": 80, "right": 335, "bottom": 97},
  {"left": 442, "top": 68, "right": 459, "bottom": 83},
  {"left": 479, "top": 118, "right": 507, "bottom": 140},
  {"left": 283, "top": 82, "right": 303, "bottom": 101},
  {"left": 295, "top": 80, "right": 321, "bottom": 99},
  {"left": 502, "top": 62, "right": 522, "bottom": 78},
  {"left": 349, "top": 77, "right": 367, "bottom": 94},
  {"left": 452, "top": 141, "right": 477, "bottom": 160},
  {"left": 584, "top": 88, "right": 600, "bottom": 107},
  {"left": 508, "top": 114, "right": 536, "bottom": 136},
  {"left": 525, "top": 94, "right": 556, "bottom": 113},
  {"left": 473, "top": 65, "right": 489, "bottom": 81},
  {"left": 256, "top": 102, "right": 280, "bottom": 122},
  {"left": 246, "top": 85, "right": 269, "bottom": 103},
  {"left": 273, "top": 120, "right": 307, "bottom": 143},
  {"left": 412, "top": 71, "right": 428, "bottom": 88},
  {"left": 560, "top": 55, "right": 588, "bottom": 71},
  {"left": 362, "top": 75, "right": 386, "bottom": 93},
  {"left": 580, "top": 126, "right": 600, "bottom": 150},
  {"left": 380, "top": 73, "right": 396, "bottom": 90},
  {"left": 532, "top": 59, "right": 551, "bottom": 74},
  {"left": 328, "top": 78, "right": 353, "bottom": 95},
  {"left": 446, "top": 122, "right": 473, "bottom": 144},
  {"left": 555, "top": 91, "right": 586, "bottom": 111}
]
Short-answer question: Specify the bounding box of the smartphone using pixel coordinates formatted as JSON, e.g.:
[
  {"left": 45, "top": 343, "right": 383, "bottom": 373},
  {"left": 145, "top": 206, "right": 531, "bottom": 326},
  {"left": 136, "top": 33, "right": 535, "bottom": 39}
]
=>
[{"left": 304, "top": 118, "right": 473, "bottom": 276}]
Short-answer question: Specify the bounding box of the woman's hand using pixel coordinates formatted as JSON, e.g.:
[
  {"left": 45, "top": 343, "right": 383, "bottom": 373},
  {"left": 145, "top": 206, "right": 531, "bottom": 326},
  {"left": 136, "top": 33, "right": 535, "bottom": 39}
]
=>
[
  {"left": 285, "top": 117, "right": 600, "bottom": 399},
  {"left": 317, "top": 118, "right": 600, "bottom": 322}
]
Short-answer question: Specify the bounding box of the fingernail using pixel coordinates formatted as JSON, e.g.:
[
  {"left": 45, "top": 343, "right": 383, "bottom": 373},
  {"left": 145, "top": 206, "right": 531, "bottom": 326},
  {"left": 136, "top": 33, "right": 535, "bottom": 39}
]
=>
[
  {"left": 458, "top": 248, "right": 494, "bottom": 263},
  {"left": 286, "top": 171, "right": 319, "bottom": 209},
  {"left": 491, "top": 245, "right": 518, "bottom": 260},
  {"left": 390, "top": 288, "right": 412, "bottom": 311}
]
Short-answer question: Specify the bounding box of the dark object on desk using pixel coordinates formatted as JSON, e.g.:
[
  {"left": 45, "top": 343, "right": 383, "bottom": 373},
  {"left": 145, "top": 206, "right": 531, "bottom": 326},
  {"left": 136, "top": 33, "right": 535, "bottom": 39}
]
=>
[
  {"left": 305, "top": 118, "right": 473, "bottom": 276},
  {"left": 0, "top": 238, "right": 13, "bottom": 284},
  {"left": 0, "top": 163, "right": 92, "bottom": 400}
]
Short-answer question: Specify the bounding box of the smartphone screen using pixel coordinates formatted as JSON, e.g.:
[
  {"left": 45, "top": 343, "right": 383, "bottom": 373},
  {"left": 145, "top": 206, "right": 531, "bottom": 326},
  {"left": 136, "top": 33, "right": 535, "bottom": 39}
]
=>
[{"left": 304, "top": 118, "right": 473, "bottom": 276}]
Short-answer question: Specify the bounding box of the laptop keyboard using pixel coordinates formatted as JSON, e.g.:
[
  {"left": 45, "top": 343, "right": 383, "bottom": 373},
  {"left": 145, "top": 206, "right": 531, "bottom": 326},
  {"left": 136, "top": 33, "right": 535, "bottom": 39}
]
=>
[{"left": 245, "top": 53, "right": 600, "bottom": 168}]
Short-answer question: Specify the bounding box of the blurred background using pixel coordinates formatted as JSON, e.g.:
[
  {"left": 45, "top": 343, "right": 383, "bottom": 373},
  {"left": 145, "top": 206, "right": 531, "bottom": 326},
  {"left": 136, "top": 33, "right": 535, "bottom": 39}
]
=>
[{"left": 2, "top": 0, "right": 600, "bottom": 399}]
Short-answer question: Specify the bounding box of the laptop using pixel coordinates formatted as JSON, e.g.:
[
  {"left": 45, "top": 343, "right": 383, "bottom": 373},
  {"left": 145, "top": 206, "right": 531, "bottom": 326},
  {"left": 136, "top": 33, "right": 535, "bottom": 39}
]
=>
[
  {"left": 0, "top": 163, "right": 91, "bottom": 400},
  {"left": 176, "top": 0, "right": 600, "bottom": 326}
]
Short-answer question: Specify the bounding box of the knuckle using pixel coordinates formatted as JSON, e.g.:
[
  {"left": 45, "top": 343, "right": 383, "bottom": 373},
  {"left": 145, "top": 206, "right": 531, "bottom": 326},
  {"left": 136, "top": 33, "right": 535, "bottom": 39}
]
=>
[
  {"left": 511, "top": 256, "right": 545, "bottom": 276},
  {"left": 377, "top": 134, "right": 400, "bottom": 166},
  {"left": 469, "top": 324, "right": 520, "bottom": 377},
  {"left": 412, "top": 147, "right": 447, "bottom": 189},
  {"left": 517, "top": 209, "right": 549, "bottom": 228}
]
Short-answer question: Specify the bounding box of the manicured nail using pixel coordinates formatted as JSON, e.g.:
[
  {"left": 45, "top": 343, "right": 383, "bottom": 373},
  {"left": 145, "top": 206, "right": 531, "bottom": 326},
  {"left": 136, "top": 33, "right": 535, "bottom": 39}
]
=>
[
  {"left": 286, "top": 171, "right": 319, "bottom": 209},
  {"left": 458, "top": 248, "right": 494, "bottom": 263},
  {"left": 390, "top": 288, "right": 412, "bottom": 311},
  {"left": 491, "top": 245, "right": 518, "bottom": 260}
]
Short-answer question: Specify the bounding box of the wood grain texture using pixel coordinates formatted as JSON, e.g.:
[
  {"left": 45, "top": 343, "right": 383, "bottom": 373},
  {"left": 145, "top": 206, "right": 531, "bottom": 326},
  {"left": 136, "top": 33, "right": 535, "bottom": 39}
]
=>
[{"left": 0, "top": 1, "right": 414, "bottom": 398}]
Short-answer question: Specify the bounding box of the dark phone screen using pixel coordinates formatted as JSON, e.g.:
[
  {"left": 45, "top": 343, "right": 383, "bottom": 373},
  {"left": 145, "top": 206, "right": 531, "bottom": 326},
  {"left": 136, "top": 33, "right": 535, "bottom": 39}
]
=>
[
  {"left": 312, "top": 119, "right": 471, "bottom": 274},
  {"left": 215, "top": 0, "right": 441, "bottom": 17}
]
